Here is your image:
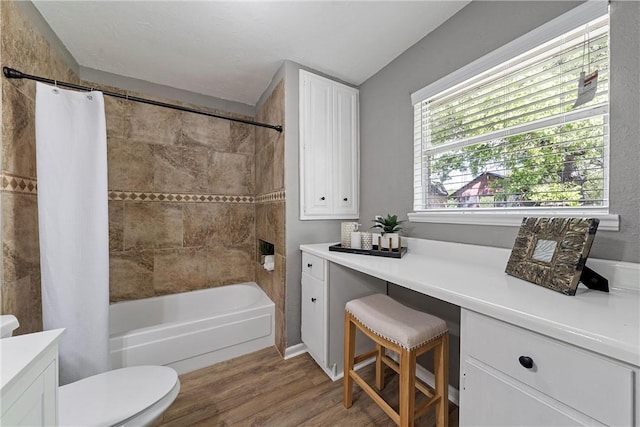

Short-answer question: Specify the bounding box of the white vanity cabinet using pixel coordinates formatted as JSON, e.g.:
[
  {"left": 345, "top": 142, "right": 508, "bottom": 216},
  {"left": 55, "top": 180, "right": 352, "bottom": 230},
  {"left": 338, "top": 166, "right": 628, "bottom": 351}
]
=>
[
  {"left": 1, "top": 329, "right": 65, "bottom": 426},
  {"left": 299, "top": 70, "right": 359, "bottom": 220},
  {"left": 301, "top": 239, "right": 640, "bottom": 425},
  {"left": 459, "top": 309, "right": 636, "bottom": 426},
  {"left": 301, "top": 250, "right": 385, "bottom": 379}
]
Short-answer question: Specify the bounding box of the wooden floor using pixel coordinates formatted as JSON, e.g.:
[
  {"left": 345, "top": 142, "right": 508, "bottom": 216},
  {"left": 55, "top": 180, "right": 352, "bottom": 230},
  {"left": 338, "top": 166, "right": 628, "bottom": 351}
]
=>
[{"left": 154, "top": 347, "right": 458, "bottom": 427}]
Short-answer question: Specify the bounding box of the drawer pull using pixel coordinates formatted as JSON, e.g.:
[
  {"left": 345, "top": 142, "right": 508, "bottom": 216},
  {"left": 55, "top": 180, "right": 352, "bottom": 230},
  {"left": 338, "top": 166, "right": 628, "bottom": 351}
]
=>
[
  {"left": 311, "top": 298, "right": 317, "bottom": 303},
  {"left": 320, "top": 196, "right": 326, "bottom": 201},
  {"left": 519, "top": 355, "right": 534, "bottom": 369},
  {"left": 307, "top": 263, "right": 313, "bottom": 268},
  {"left": 343, "top": 197, "right": 348, "bottom": 201}
]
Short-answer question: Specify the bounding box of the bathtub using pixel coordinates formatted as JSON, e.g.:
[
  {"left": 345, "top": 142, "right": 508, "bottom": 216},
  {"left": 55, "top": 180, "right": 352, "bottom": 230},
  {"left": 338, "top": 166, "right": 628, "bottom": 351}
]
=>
[{"left": 109, "top": 282, "right": 275, "bottom": 375}]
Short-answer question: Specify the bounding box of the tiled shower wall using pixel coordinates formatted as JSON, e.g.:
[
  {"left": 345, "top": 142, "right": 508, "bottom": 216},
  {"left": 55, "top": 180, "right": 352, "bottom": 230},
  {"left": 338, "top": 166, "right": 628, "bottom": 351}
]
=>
[
  {"left": 1, "top": 0, "right": 281, "bottom": 338},
  {"left": 254, "top": 80, "right": 286, "bottom": 354},
  {"left": 106, "top": 95, "right": 256, "bottom": 301},
  {"left": 1, "top": 0, "right": 79, "bottom": 334}
]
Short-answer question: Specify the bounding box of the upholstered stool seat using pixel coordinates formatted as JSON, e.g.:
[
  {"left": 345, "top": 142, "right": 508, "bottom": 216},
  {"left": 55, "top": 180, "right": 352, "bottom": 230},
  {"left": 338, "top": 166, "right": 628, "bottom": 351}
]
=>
[{"left": 343, "top": 294, "right": 449, "bottom": 427}]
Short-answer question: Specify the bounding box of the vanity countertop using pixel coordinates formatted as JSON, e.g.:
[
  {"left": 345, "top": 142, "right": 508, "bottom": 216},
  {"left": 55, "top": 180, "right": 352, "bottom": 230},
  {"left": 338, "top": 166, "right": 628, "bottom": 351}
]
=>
[{"left": 300, "top": 238, "right": 640, "bottom": 367}]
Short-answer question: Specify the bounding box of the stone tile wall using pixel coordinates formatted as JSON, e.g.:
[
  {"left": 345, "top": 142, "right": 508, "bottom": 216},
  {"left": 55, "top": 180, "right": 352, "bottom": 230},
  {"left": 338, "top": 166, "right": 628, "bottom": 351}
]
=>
[
  {"left": 254, "top": 80, "right": 287, "bottom": 354},
  {"left": 1, "top": 0, "right": 80, "bottom": 334},
  {"left": 105, "top": 95, "right": 257, "bottom": 301}
]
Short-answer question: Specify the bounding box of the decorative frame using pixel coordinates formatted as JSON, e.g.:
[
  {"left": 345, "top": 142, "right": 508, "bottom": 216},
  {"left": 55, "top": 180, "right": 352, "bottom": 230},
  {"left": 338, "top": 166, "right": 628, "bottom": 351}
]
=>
[{"left": 505, "top": 217, "right": 599, "bottom": 296}]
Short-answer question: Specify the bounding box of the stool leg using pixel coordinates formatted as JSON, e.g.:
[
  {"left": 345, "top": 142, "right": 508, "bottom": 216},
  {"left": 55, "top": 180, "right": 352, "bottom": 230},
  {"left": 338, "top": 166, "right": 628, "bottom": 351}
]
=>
[
  {"left": 399, "top": 349, "right": 416, "bottom": 427},
  {"left": 375, "top": 343, "right": 385, "bottom": 391},
  {"left": 343, "top": 313, "right": 356, "bottom": 408},
  {"left": 434, "top": 333, "right": 449, "bottom": 427}
]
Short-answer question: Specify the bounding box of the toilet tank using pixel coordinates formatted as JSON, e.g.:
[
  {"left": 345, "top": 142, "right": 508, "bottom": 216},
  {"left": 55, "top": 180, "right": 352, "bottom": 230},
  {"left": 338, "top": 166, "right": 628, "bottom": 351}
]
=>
[{"left": 0, "top": 315, "right": 19, "bottom": 338}]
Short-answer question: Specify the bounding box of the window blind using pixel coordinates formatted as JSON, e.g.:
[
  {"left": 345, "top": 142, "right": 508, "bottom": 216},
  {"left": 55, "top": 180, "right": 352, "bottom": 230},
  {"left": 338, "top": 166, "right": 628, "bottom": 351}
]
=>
[{"left": 413, "top": 11, "right": 609, "bottom": 212}]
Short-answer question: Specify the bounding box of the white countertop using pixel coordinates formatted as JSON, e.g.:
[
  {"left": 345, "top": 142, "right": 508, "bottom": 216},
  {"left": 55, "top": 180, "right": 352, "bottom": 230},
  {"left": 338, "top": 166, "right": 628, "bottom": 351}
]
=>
[
  {"left": 300, "top": 238, "right": 640, "bottom": 367},
  {"left": 1, "top": 329, "right": 65, "bottom": 391}
]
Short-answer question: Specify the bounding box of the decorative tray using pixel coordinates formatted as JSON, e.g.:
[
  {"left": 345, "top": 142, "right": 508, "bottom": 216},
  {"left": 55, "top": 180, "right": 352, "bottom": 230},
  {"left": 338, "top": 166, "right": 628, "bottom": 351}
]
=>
[{"left": 328, "top": 243, "right": 407, "bottom": 259}]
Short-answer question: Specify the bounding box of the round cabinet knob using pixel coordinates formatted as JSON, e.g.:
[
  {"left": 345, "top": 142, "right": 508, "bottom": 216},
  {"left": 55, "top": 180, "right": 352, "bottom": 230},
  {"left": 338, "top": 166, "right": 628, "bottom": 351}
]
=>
[
  {"left": 320, "top": 196, "right": 325, "bottom": 201},
  {"left": 343, "top": 197, "right": 348, "bottom": 201},
  {"left": 311, "top": 298, "right": 317, "bottom": 303},
  {"left": 307, "top": 263, "right": 312, "bottom": 268},
  {"left": 518, "top": 355, "right": 534, "bottom": 369}
]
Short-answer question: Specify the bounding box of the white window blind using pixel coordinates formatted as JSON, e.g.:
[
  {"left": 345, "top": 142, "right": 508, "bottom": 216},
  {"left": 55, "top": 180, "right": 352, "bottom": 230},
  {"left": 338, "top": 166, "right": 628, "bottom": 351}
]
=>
[{"left": 413, "top": 5, "right": 609, "bottom": 216}]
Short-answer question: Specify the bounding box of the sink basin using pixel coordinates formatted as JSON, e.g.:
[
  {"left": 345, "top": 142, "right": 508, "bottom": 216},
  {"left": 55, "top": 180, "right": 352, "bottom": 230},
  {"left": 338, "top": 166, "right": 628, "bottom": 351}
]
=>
[{"left": 0, "top": 315, "right": 19, "bottom": 338}]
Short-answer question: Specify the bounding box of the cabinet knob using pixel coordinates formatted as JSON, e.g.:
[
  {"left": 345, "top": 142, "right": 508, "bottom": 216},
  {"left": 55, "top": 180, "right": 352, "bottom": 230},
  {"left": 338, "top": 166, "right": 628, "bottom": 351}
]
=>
[
  {"left": 320, "top": 196, "right": 325, "bottom": 201},
  {"left": 343, "top": 197, "right": 348, "bottom": 201},
  {"left": 307, "top": 263, "right": 312, "bottom": 268},
  {"left": 518, "top": 355, "right": 534, "bottom": 369},
  {"left": 311, "top": 297, "right": 317, "bottom": 303}
]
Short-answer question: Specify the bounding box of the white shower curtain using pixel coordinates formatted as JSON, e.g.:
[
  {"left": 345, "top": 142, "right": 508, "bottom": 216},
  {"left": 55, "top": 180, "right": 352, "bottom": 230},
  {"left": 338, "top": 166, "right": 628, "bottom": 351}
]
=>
[{"left": 36, "top": 82, "right": 110, "bottom": 385}]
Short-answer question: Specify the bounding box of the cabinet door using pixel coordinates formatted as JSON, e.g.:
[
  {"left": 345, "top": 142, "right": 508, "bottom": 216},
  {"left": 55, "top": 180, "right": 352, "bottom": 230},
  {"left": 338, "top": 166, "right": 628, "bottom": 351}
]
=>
[
  {"left": 299, "top": 70, "right": 359, "bottom": 220},
  {"left": 460, "top": 361, "right": 593, "bottom": 426},
  {"left": 333, "top": 85, "right": 359, "bottom": 216},
  {"left": 2, "top": 360, "right": 57, "bottom": 426},
  {"left": 301, "top": 273, "right": 326, "bottom": 365},
  {"left": 300, "top": 71, "right": 333, "bottom": 218}
]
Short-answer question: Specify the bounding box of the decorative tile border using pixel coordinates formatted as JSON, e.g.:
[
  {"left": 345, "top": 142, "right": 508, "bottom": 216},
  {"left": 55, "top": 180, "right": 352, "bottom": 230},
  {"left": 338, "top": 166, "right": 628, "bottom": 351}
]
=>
[
  {"left": 1, "top": 173, "right": 37, "bottom": 194},
  {"left": 108, "top": 191, "right": 254, "bottom": 203},
  {"left": 2, "top": 173, "right": 283, "bottom": 205},
  {"left": 255, "top": 190, "right": 286, "bottom": 203}
]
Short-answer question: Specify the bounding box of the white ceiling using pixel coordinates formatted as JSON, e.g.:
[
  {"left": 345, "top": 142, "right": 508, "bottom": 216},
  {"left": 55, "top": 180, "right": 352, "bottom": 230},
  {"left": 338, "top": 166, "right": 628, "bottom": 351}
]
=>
[{"left": 33, "top": 1, "right": 469, "bottom": 106}]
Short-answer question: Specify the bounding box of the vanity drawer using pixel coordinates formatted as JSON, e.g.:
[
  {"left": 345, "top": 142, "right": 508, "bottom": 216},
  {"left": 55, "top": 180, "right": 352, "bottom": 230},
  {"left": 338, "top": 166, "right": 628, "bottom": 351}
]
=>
[
  {"left": 302, "top": 252, "right": 325, "bottom": 281},
  {"left": 463, "top": 310, "right": 634, "bottom": 426}
]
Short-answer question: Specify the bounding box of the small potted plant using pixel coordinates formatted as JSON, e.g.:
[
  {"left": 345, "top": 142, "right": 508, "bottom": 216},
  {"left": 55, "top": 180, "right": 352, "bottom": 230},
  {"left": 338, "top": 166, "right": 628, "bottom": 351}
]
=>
[{"left": 371, "top": 214, "right": 405, "bottom": 250}]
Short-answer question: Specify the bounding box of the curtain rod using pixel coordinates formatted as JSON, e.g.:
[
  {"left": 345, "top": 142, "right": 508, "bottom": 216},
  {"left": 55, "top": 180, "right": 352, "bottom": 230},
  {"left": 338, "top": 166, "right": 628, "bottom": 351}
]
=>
[{"left": 2, "top": 66, "right": 283, "bottom": 133}]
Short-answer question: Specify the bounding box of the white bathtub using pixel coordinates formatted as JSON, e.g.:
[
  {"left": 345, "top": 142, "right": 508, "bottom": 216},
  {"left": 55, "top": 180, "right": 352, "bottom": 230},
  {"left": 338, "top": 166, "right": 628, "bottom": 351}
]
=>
[{"left": 109, "top": 282, "right": 275, "bottom": 375}]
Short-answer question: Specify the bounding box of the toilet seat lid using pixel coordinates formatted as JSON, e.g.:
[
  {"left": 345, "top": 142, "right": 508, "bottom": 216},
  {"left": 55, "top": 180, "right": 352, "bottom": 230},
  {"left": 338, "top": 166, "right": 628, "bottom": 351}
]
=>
[{"left": 59, "top": 365, "right": 178, "bottom": 427}]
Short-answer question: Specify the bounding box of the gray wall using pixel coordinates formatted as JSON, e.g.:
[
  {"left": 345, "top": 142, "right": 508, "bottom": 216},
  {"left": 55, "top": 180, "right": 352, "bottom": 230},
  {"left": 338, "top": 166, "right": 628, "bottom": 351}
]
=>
[
  {"left": 359, "top": 0, "right": 640, "bottom": 263},
  {"left": 81, "top": 67, "right": 255, "bottom": 117}
]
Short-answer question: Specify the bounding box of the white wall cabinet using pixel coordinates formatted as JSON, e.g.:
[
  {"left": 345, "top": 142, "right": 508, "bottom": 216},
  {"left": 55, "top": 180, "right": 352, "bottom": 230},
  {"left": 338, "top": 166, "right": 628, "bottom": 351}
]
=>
[
  {"left": 459, "top": 309, "right": 636, "bottom": 426},
  {"left": 300, "top": 251, "right": 385, "bottom": 379},
  {"left": 299, "top": 70, "right": 359, "bottom": 220}
]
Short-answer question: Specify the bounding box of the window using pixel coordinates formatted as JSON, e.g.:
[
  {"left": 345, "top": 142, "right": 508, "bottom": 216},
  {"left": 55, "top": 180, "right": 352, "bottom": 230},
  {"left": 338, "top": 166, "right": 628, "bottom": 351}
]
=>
[{"left": 410, "top": 2, "right": 617, "bottom": 229}]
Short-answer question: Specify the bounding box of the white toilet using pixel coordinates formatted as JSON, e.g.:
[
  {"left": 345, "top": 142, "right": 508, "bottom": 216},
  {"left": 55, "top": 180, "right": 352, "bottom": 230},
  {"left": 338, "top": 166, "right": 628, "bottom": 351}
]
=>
[{"left": 1, "top": 315, "right": 180, "bottom": 427}]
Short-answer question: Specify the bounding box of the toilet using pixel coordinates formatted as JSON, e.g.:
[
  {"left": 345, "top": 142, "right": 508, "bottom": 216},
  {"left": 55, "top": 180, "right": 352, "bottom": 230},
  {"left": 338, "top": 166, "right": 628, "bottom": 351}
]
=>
[{"left": 1, "top": 315, "right": 180, "bottom": 427}]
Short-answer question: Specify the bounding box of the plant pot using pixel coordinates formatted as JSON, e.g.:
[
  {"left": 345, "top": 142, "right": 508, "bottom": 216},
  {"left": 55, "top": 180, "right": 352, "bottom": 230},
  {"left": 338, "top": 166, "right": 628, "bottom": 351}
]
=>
[{"left": 379, "top": 233, "right": 400, "bottom": 250}]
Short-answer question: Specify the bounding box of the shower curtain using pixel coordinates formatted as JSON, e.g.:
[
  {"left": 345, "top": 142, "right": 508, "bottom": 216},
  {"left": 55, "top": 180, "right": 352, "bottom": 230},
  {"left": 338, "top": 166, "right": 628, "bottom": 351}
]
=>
[{"left": 35, "top": 82, "right": 110, "bottom": 385}]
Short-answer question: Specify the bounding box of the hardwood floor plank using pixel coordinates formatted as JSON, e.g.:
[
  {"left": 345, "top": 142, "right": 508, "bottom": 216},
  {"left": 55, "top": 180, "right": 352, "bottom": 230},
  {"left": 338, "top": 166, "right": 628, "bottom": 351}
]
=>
[
  {"left": 161, "top": 349, "right": 309, "bottom": 422},
  {"left": 155, "top": 346, "right": 458, "bottom": 427}
]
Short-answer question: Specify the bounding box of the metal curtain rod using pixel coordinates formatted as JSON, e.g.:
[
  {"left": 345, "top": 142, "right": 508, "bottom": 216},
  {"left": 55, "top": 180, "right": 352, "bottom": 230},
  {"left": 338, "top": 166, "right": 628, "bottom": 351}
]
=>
[{"left": 2, "top": 67, "right": 283, "bottom": 133}]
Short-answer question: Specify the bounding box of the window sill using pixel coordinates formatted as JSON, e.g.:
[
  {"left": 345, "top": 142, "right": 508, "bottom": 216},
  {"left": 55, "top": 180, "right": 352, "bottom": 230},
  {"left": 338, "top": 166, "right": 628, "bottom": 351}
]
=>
[{"left": 408, "top": 209, "right": 620, "bottom": 231}]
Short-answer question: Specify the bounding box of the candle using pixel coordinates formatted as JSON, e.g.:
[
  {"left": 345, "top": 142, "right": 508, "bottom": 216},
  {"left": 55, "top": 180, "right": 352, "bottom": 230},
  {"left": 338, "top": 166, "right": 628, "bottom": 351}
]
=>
[{"left": 351, "top": 231, "right": 362, "bottom": 249}]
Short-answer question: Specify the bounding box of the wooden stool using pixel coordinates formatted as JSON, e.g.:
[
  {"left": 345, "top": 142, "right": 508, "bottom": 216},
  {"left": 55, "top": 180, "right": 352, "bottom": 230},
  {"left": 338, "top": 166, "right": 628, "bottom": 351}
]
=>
[{"left": 343, "top": 294, "right": 449, "bottom": 427}]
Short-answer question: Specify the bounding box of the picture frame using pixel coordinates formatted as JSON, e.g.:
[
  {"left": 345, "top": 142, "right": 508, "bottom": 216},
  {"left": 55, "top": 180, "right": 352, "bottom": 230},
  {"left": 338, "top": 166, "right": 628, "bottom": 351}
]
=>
[{"left": 505, "top": 217, "right": 600, "bottom": 296}]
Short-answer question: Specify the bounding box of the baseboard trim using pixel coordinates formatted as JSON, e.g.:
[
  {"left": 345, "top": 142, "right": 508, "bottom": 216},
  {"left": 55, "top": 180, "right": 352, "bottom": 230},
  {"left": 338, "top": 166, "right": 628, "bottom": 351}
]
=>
[{"left": 284, "top": 343, "right": 308, "bottom": 360}]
